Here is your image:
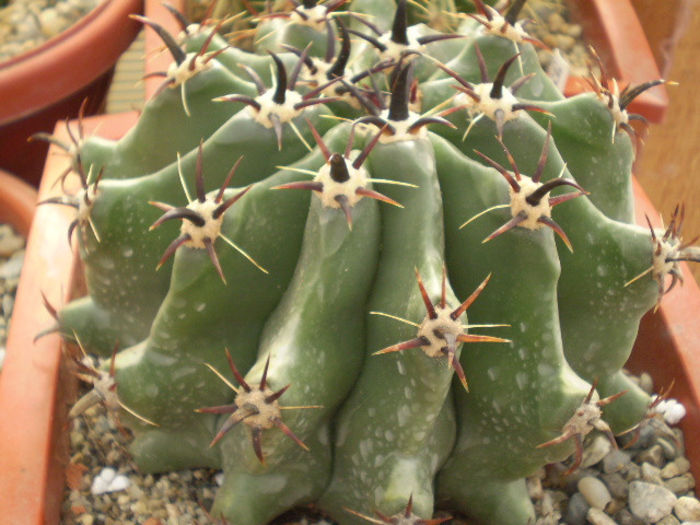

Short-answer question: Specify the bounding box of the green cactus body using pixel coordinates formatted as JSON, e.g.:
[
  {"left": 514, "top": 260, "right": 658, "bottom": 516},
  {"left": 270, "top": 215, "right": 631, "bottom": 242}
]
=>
[
  {"left": 431, "top": 131, "right": 591, "bottom": 525},
  {"left": 450, "top": 114, "right": 659, "bottom": 432},
  {"left": 212, "top": 157, "right": 381, "bottom": 524},
  {"left": 320, "top": 137, "right": 459, "bottom": 522},
  {"left": 61, "top": 102, "right": 333, "bottom": 355},
  {"left": 429, "top": 31, "right": 563, "bottom": 103},
  {"left": 113, "top": 163, "right": 320, "bottom": 471},
  {"left": 529, "top": 93, "right": 637, "bottom": 223},
  {"left": 255, "top": 16, "right": 329, "bottom": 56},
  {"left": 79, "top": 60, "right": 257, "bottom": 180},
  {"left": 55, "top": 3, "right": 690, "bottom": 523},
  {"left": 177, "top": 24, "right": 291, "bottom": 79}
]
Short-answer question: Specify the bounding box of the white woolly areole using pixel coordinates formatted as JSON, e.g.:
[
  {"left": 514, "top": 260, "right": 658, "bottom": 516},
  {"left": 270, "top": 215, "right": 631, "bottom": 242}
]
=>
[
  {"left": 289, "top": 5, "right": 329, "bottom": 32},
  {"left": 234, "top": 387, "right": 280, "bottom": 430},
  {"left": 651, "top": 230, "right": 681, "bottom": 280},
  {"left": 77, "top": 185, "right": 98, "bottom": 225},
  {"left": 598, "top": 79, "right": 629, "bottom": 128},
  {"left": 166, "top": 53, "right": 213, "bottom": 88},
  {"left": 562, "top": 391, "right": 603, "bottom": 437},
  {"left": 249, "top": 88, "right": 304, "bottom": 128},
  {"left": 69, "top": 356, "right": 119, "bottom": 418},
  {"left": 509, "top": 176, "right": 551, "bottom": 229},
  {"left": 306, "top": 59, "right": 332, "bottom": 88},
  {"left": 455, "top": 83, "right": 521, "bottom": 123},
  {"left": 314, "top": 152, "right": 369, "bottom": 209},
  {"left": 476, "top": 9, "right": 529, "bottom": 43},
  {"left": 377, "top": 109, "right": 428, "bottom": 143},
  {"left": 651, "top": 396, "right": 686, "bottom": 425},
  {"left": 417, "top": 305, "right": 463, "bottom": 358},
  {"left": 178, "top": 23, "right": 205, "bottom": 43},
  {"left": 377, "top": 32, "right": 424, "bottom": 64},
  {"left": 180, "top": 199, "right": 224, "bottom": 249},
  {"left": 304, "top": 59, "right": 360, "bottom": 108}
]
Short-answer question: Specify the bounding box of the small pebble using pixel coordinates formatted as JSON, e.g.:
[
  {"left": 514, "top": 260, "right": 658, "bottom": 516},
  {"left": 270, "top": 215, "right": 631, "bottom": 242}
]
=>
[
  {"left": 582, "top": 435, "right": 614, "bottom": 469},
  {"left": 654, "top": 399, "right": 687, "bottom": 426},
  {"left": 565, "top": 492, "right": 590, "bottom": 525},
  {"left": 642, "top": 462, "right": 664, "bottom": 484},
  {"left": 660, "top": 437, "right": 682, "bottom": 460},
  {"left": 675, "top": 497, "right": 700, "bottom": 521},
  {"left": 663, "top": 457, "right": 691, "bottom": 479},
  {"left": 0, "top": 225, "right": 24, "bottom": 257},
  {"left": 0, "top": 251, "right": 24, "bottom": 280},
  {"left": 603, "top": 449, "right": 631, "bottom": 474},
  {"left": 90, "top": 468, "right": 130, "bottom": 495},
  {"left": 629, "top": 481, "right": 677, "bottom": 523},
  {"left": 615, "top": 508, "right": 645, "bottom": 525},
  {"left": 637, "top": 444, "right": 666, "bottom": 468},
  {"left": 601, "top": 472, "right": 629, "bottom": 499},
  {"left": 625, "top": 463, "right": 642, "bottom": 482},
  {"left": 578, "top": 476, "right": 612, "bottom": 510},
  {"left": 587, "top": 507, "right": 617, "bottom": 525},
  {"left": 664, "top": 473, "right": 696, "bottom": 495},
  {"left": 639, "top": 372, "right": 655, "bottom": 394},
  {"left": 527, "top": 475, "right": 544, "bottom": 500}
]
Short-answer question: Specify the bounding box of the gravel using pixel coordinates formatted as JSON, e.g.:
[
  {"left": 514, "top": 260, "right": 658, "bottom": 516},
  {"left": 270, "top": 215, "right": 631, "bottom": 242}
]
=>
[
  {"left": 0, "top": 223, "right": 25, "bottom": 370},
  {"left": 525, "top": 0, "right": 595, "bottom": 79},
  {"left": 60, "top": 365, "right": 700, "bottom": 524},
  {"left": 0, "top": 0, "right": 102, "bottom": 62}
]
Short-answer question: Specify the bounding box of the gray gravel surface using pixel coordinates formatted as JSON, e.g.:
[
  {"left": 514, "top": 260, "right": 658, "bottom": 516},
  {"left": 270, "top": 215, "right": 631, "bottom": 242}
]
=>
[{"left": 0, "top": 0, "right": 101, "bottom": 61}]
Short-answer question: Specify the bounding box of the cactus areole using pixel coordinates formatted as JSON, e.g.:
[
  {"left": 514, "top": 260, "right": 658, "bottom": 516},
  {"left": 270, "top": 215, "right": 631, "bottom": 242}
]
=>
[{"left": 47, "top": 1, "right": 698, "bottom": 524}]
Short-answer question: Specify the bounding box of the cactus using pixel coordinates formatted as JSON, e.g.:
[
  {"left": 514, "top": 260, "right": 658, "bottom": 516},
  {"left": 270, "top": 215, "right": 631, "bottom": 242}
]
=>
[{"left": 48, "top": 1, "right": 699, "bottom": 524}]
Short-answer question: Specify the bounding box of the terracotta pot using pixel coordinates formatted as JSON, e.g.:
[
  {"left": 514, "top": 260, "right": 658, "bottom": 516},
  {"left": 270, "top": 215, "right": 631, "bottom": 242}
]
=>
[
  {"left": 0, "top": 0, "right": 144, "bottom": 186},
  {"left": 564, "top": 0, "right": 669, "bottom": 123},
  {"left": 0, "top": 113, "right": 136, "bottom": 525},
  {"left": 0, "top": 169, "right": 38, "bottom": 237},
  {"left": 0, "top": 106, "right": 698, "bottom": 522}
]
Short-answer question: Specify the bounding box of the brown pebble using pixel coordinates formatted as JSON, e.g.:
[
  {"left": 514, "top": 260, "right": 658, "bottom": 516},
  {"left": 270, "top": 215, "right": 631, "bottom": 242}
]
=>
[{"left": 636, "top": 444, "right": 665, "bottom": 467}]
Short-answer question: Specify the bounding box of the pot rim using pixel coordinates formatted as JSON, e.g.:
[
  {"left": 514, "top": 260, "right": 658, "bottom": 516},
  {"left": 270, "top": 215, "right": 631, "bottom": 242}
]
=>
[{"left": 0, "top": 169, "right": 38, "bottom": 237}]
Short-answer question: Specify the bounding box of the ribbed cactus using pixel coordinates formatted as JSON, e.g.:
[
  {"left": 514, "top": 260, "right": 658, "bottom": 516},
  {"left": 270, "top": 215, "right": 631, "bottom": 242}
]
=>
[{"left": 46, "top": 1, "right": 699, "bottom": 523}]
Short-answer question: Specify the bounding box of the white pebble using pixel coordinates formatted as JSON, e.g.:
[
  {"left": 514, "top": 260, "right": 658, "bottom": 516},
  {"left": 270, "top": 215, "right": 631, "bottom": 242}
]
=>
[
  {"left": 578, "top": 476, "right": 612, "bottom": 510},
  {"left": 652, "top": 397, "right": 687, "bottom": 425},
  {"left": 674, "top": 497, "right": 700, "bottom": 521},
  {"left": 91, "top": 467, "right": 130, "bottom": 495},
  {"left": 629, "top": 480, "right": 677, "bottom": 522},
  {"left": 581, "top": 435, "right": 613, "bottom": 468}
]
